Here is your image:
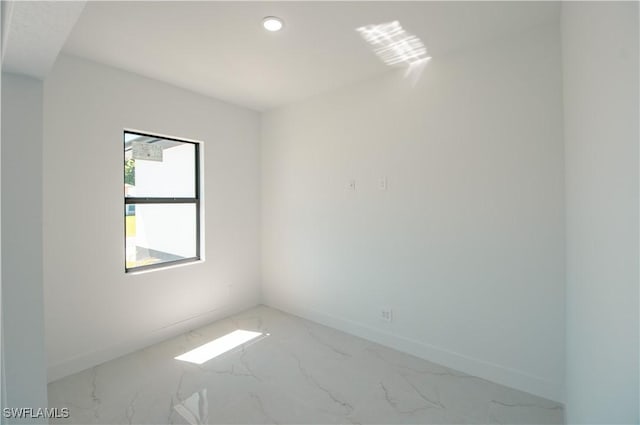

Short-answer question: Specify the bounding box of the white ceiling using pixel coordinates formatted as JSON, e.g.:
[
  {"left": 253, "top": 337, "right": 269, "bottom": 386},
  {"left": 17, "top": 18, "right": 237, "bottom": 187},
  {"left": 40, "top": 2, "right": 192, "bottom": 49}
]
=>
[
  {"left": 62, "top": 1, "right": 559, "bottom": 111},
  {"left": 2, "top": 0, "right": 86, "bottom": 79}
]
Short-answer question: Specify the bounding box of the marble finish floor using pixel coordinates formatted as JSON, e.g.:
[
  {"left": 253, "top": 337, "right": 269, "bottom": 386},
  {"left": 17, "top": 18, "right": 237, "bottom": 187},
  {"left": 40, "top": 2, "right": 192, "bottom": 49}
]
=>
[{"left": 48, "top": 306, "right": 563, "bottom": 424}]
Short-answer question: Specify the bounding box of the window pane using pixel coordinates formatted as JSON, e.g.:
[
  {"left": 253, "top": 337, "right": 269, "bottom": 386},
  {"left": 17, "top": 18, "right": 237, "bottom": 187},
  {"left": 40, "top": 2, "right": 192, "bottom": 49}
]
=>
[
  {"left": 124, "top": 133, "right": 196, "bottom": 198},
  {"left": 125, "top": 203, "right": 197, "bottom": 269}
]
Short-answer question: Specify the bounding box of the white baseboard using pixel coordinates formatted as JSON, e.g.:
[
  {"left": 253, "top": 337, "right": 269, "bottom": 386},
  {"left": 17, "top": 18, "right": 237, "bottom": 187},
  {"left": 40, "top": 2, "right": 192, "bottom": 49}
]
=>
[
  {"left": 47, "top": 298, "right": 259, "bottom": 383},
  {"left": 263, "top": 297, "right": 564, "bottom": 403},
  {"left": 48, "top": 295, "right": 564, "bottom": 403}
]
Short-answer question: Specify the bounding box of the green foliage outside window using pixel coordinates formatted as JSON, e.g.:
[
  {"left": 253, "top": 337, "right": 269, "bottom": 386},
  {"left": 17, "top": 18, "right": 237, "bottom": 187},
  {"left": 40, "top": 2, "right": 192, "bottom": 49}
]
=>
[{"left": 124, "top": 158, "right": 135, "bottom": 186}]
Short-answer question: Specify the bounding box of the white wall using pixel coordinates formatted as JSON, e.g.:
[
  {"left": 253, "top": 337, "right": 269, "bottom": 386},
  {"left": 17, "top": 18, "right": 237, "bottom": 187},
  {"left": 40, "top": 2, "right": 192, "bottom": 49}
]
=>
[
  {"left": 563, "top": 2, "right": 639, "bottom": 423},
  {"left": 261, "top": 24, "right": 565, "bottom": 401},
  {"left": 0, "top": 8, "right": 5, "bottom": 418},
  {"left": 43, "top": 55, "right": 261, "bottom": 381},
  {"left": 1, "top": 72, "right": 48, "bottom": 421}
]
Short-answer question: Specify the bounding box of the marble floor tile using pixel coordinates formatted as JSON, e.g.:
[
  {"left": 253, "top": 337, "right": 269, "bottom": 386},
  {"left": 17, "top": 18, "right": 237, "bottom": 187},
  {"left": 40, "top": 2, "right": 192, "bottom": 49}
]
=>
[{"left": 48, "top": 305, "right": 563, "bottom": 424}]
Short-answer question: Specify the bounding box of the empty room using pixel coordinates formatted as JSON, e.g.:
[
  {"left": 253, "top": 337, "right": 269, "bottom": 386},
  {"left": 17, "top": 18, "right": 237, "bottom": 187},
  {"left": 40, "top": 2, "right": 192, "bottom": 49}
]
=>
[{"left": 1, "top": 1, "right": 638, "bottom": 424}]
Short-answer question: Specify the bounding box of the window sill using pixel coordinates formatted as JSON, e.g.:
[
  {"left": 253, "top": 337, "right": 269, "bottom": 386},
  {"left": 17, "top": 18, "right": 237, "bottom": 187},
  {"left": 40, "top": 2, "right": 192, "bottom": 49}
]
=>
[{"left": 125, "top": 257, "right": 202, "bottom": 275}]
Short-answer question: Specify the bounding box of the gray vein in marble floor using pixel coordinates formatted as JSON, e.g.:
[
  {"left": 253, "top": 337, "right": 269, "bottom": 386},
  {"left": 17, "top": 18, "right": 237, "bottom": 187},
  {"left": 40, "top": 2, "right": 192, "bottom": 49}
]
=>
[
  {"left": 166, "top": 396, "right": 174, "bottom": 425},
  {"left": 380, "top": 381, "right": 431, "bottom": 416},
  {"left": 366, "top": 346, "right": 481, "bottom": 381},
  {"left": 301, "top": 322, "right": 351, "bottom": 358},
  {"left": 185, "top": 330, "right": 203, "bottom": 341},
  {"left": 175, "top": 368, "right": 186, "bottom": 401},
  {"left": 125, "top": 392, "right": 139, "bottom": 425},
  {"left": 48, "top": 305, "right": 563, "bottom": 425},
  {"left": 290, "top": 352, "right": 354, "bottom": 415},
  {"left": 402, "top": 375, "right": 445, "bottom": 409},
  {"left": 250, "top": 392, "right": 278, "bottom": 425},
  {"left": 212, "top": 363, "right": 255, "bottom": 379},
  {"left": 239, "top": 345, "right": 262, "bottom": 381},
  {"left": 490, "top": 400, "right": 563, "bottom": 410},
  {"left": 90, "top": 367, "right": 101, "bottom": 419}
]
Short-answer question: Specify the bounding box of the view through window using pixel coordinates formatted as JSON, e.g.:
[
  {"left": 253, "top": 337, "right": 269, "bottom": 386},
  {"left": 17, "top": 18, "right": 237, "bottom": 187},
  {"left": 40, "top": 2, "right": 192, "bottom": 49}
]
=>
[{"left": 124, "top": 131, "right": 200, "bottom": 272}]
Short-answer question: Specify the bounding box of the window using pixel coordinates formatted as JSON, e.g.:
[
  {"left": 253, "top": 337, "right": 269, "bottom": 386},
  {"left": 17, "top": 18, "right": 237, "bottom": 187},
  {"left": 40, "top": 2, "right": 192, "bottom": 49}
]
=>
[{"left": 124, "top": 131, "right": 200, "bottom": 272}]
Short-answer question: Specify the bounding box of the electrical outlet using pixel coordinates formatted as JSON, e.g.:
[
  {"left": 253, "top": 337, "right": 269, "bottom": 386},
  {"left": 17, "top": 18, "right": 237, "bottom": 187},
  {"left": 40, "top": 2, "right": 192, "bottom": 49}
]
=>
[
  {"left": 348, "top": 179, "right": 356, "bottom": 191},
  {"left": 379, "top": 177, "right": 388, "bottom": 190},
  {"left": 381, "top": 308, "right": 393, "bottom": 322}
]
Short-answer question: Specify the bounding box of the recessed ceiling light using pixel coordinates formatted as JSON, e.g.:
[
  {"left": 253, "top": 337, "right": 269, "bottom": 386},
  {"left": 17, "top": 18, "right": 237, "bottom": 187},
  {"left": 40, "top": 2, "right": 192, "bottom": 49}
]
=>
[{"left": 263, "top": 16, "right": 284, "bottom": 32}]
